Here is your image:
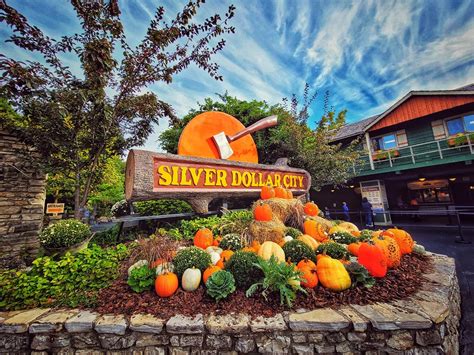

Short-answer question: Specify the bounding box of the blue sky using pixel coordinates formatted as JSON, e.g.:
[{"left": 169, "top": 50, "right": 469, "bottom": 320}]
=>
[{"left": 1, "top": 0, "right": 473, "bottom": 151}]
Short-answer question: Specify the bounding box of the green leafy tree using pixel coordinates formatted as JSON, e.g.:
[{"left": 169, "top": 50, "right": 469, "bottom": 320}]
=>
[
  {"left": 159, "top": 90, "right": 359, "bottom": 189},
  {"left": 87, "top": 156, "right": 125, "bottom": 216},
  {"left": 0, "top": 0, "right": 236, "bottom": 218}
]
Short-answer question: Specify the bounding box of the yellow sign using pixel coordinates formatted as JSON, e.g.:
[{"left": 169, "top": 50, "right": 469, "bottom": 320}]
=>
[
  {"left": 46, "top": 203, "right": 65, "bottom": 214},
  {"left": 153, "top": 160, "right": 308, "bottom": 190}
]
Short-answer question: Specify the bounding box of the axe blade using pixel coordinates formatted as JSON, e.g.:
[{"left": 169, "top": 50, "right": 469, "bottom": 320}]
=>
[{"left": 212, "top": 131, "right": 234, "bottom": 159}]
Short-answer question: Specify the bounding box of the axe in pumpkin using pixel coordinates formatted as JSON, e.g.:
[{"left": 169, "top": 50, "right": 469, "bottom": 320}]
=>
[{"left": 211, "top": 115, "right": 278, "bottom": 159}]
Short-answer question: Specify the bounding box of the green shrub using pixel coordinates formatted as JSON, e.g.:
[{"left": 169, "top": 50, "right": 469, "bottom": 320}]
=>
[
  {"left": 206, "top": 270, "right": 236, "bottom": 302},
  {"left": 359, "top": 229, "right": 373, "bottom": 241},
  {"left": 246, "top": 256, "right": 306, "bottom": 307},
  {"left": 165, "top": 210, "right": 253, "bottom": 241},
  {"left": 127, "top": 265, "right": 156, "bottom": 293},
  {"left": 285, "top": 227, "right": 302, "bottom": 238},
  {"left": 315, "top": 242, "right": 349, "bottom": 260},
  {"left": 329, "top": 231, "right": 357, "bottom": 245},
  {"left": 282, "top": 240, "right": 315, "bottom": 263},
  {"left": 172, "top": 246, "right": 211, "bottom": 277},
  {"left": 133, "top": 199, "right": 192, "bottom": 216},
  {"left": 225, "top": 251, "right": 263, "bottom": 289},
  {"left": 218, "top": 210, "right": 253, "bottom": 235},
  {"left": 167, "top": 216, "right": 222, "bottom": 240},
  {"left": 0, "top": 244, "right": 129, "bottom": 310},
  {"left": 39, "top": 219, "right": 91, "bottom": 249},
  {"left": 90, "top": 224, "right": 120, "bottom": 246},
  {"left": 219, "top": 233, "right": 243, "bottom": 251}
]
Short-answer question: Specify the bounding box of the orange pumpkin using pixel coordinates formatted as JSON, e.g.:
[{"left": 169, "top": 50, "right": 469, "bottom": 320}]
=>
[
  {"left": 387, "top": 228, "right": 414, "bottom": 255},
  {"left": 155, "top": 272, "right": 178, "bottom": 297},
  {"left": 242, "top": 246, "right": 256, "bottom": 253},
  {"left": 203, "top": 265, "right": 221, "bottom": 284},
  {"left": 297, "top": 258, "right": 316, "bottom": 270},
  {"left": 347, "top": 242, "right": 361, "bottom": 256},
  {"left": 260, "top": 185, "right": 275, "bottom": 200},
  {"left": 212, "top": 236, "right": 222, "bottom": 247},
  {"left": 274, "top": 186, "right": 287, "bottom": 198},
  {"left": 304, "top": 202, "right": 319, "bottom": 217},
  {"left": 299, "top": 267, "right": 318, "bottom": 288},
  {"left": 216, "top": 250, "right": 234, "bottom": 269},
  {"left": 372, "top": 235, "right": 401, "bottom": 268},
  {"left": 254, "top": 203, "right": 272, "bottom": 221},
  {"left": 194, "top": 228, "right": 213, "bottom": 249},
  {"left": 286, "top": 189, "right": 293, "bottom": 199},
  {"left": 304, "top": 220, "right": 328, "bottom": 242}
]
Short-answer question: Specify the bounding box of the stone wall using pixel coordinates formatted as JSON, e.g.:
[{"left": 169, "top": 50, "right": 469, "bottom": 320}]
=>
[
  {"left": 0, "top": 129, "right": 46, "bottom": 268},
  {"left": 0, "top": 253, "right": 460, "bottom": 354}
]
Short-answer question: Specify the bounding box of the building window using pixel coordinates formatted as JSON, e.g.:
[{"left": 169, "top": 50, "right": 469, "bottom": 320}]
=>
[
  {"left": 372, "top": 133, "right": 397, "bottom": 151},
  {"left": 445, "top": 115, "right": 474, "bottom": 136},
  {"left": 464, "top": 114, "right": 474, "bottom": 132}
]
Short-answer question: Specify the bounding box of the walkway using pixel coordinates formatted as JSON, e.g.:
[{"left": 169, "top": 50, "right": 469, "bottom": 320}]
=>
[{"left": 391, "top": 225, "right": 473, "bottom": 354}]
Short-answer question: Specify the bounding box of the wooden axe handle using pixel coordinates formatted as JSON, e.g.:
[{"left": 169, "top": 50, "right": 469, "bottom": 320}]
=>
[{"left": 227, "top": 115, "right": 278, "bottom": 142}]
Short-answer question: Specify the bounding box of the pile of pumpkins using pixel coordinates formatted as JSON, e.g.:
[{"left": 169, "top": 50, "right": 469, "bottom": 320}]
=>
[{"left": 130, "top": 184, "right": 417, "bottom": 299}]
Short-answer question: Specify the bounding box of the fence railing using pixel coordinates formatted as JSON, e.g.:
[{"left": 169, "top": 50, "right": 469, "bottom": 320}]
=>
[
  {"left": 354, "top": 134, "right": 474, "bottom": 173},
  {"left": 326, "top": 208, "right": 473, "bottom": 244}
]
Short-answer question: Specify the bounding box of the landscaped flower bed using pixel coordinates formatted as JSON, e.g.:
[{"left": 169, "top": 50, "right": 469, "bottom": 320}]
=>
[{"left": 0, "top": 186, "right": 431, "bottom": 317}]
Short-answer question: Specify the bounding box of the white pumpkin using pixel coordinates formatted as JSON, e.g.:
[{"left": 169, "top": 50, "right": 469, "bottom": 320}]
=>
[
  {"left": 155, "top": 262, "right": 175, "bottom": 276},
  {"left": 128, "top": 259, "right": 148, "bottom": 276},
  {"left": 182, "top": 267, "right": 201, "bottom": 292},
  {"left": 209, "top": 251, "right": 221, "bottom": 265},
  {"left": 205, "top": 246, "right": 223, "bottom": 255}
]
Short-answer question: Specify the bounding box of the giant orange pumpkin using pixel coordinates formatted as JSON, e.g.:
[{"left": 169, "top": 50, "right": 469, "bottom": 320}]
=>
[
  {"left": 254, "top": 204, "right": 272, "bottom": 221},
  {"left": 387, "top": 228, "right": 414, "bottom": 255},
  {"left": 194, "top": 228, "right": 213, "bottom": 249},
  {"left": 155, "top": 272, "right": 179, "bottom": 297},
  {"left": 358, "top": 242, "right": 387, "bottom": 278},
  {"left": 372, "top": 235, "right": 401, "bottom": 268},
  {"left": 304, "top": 220, "right": 328, "bottom": 242}
]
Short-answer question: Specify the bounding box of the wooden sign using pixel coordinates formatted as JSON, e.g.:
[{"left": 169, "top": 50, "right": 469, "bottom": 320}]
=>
[
  {"left": 46, "top": 203, "right": 65, "bottom": 215},
  {"left": 126, "top": 149, "right": 311, "bottom": 213}
]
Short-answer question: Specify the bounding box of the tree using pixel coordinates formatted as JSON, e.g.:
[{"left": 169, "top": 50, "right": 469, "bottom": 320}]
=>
[
  {"left": 87, "top": 155, "right": 125, "bottom": 217},
  {"left": 159, "top": 91, "right": 359, "bottom": 189},
  {"left": 0, "top": 0, "right": 235, "bottom": 218}
]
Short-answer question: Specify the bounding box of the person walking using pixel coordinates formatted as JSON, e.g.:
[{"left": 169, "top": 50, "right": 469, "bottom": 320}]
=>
[
  {"left": 361, "top": 197, "right": 373, "bottom": 228},
  {"left": 342, "top": 202, "right": 350, "bottom": 221},
  {"left": 324, "top": 206, "right": 331, "bottom": 219}
]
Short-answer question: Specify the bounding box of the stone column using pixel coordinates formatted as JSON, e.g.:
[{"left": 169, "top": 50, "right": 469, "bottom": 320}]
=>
[{"left": 0, "top": 129, "right": 46, "bottom": 268}]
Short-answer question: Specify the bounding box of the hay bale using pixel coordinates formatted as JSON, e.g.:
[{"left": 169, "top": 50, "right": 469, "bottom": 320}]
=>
[
  {"left": 252, "top": 198, "right": 304, "bottom": 225},
  {"left": 249, "top": 218, "right": 286, "bottom": 244}
]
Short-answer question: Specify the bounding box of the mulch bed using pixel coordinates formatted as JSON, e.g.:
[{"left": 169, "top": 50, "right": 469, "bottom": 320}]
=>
[{"left": 92, "top": 253, "right": 432, "bottom": 319}]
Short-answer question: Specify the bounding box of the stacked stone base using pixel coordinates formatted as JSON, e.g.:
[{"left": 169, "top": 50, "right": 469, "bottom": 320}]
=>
[{"left": 0, "top": 253, "right": 460, "bottom": 354}]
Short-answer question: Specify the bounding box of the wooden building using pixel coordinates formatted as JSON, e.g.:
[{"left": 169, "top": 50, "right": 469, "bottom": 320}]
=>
[{"left": 314, "top": 84, "right": 474, "bottom": 225}]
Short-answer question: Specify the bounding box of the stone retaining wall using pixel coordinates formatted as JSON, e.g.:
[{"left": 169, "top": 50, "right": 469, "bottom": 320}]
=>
[
  {"left": 0, "top": 253, "right": 460, "bottom": 354},
  {"left": 0, "top": 129, "right": 46, "bottom": 268}
]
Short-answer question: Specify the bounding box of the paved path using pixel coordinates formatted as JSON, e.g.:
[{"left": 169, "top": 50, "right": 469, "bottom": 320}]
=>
[{"left": 395, "top": 225, "right": 473, "bottom": 354}]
